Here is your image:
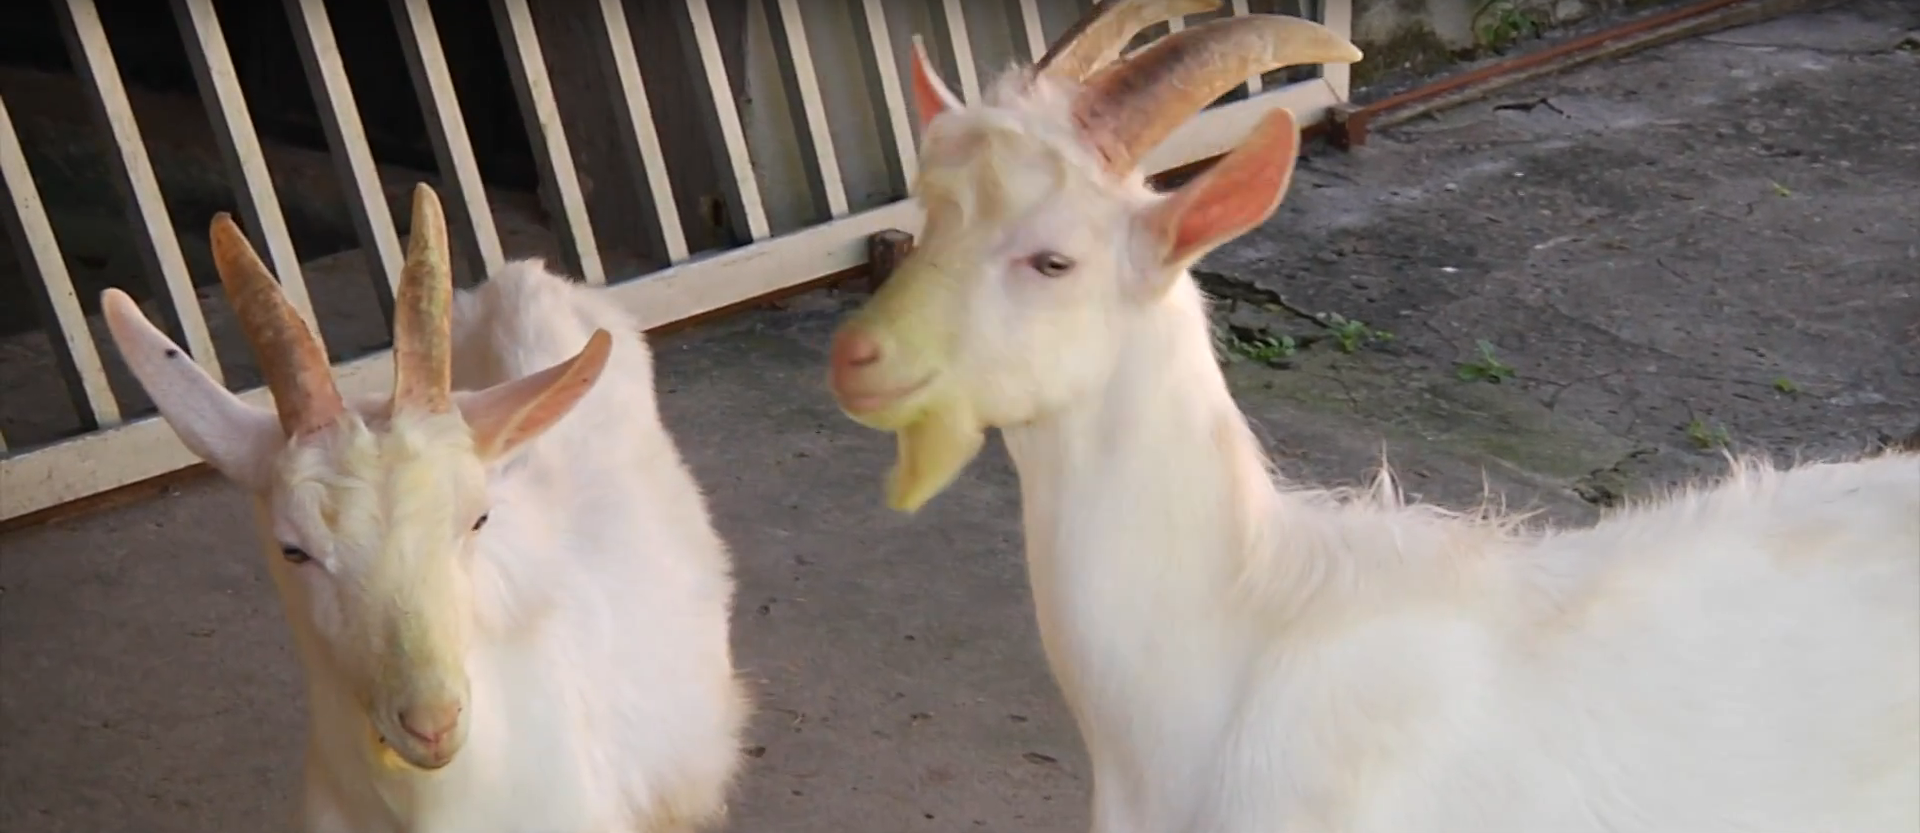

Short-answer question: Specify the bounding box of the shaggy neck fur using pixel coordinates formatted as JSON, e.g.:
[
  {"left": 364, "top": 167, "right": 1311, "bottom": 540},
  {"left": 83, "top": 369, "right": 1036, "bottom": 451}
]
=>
[{"left": 998, "top": 270, "right": 1519, "bottom": 824}]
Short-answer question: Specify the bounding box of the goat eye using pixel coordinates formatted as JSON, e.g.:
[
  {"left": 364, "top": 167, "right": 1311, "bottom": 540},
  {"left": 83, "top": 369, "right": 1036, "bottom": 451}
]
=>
[
  {"left": 471, "top": 512, "right": 491, "bottom": 532},
  {"left": 280, "top": 545, "right": 312, "bottom": 565},
  {"left": 1028, "top": 251, "right": 1075, "bottom": 277}
]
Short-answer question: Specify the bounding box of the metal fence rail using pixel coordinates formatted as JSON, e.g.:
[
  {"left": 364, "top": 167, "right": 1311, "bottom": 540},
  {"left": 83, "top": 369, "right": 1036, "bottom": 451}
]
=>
[{"left": 0, "top": 0, "right": 1352, "bottom": 522}]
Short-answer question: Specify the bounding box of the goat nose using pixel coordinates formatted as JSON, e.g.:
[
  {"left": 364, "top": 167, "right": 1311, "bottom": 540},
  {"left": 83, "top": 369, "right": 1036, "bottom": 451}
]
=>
[
  {"left": 398, "top": 702, "right": 462, "bottom": 745},
  {"left": 830, "top": 329, "right": 883, "bottom": 372}
]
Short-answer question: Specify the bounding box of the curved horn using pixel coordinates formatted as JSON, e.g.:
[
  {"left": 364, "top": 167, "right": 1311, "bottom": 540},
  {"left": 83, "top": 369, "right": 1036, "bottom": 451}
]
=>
[
  {"left": 1035, "top": 0, "right": 1222, "bottom": 82},
  {"left": 392, "top": 183, "right": 454, "bottom": 413},
  {"left": 209, "top": 214, "right": 344, "bottom": 436},
  {"left": 1073, "top": 15, "right": 1362, "bottom": 174}
]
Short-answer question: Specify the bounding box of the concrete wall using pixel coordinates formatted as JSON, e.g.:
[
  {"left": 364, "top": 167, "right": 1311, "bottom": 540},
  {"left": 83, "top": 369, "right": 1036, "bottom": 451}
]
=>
[{"left": 1349, "top": 0, "right": 1664, "bottom": 84}]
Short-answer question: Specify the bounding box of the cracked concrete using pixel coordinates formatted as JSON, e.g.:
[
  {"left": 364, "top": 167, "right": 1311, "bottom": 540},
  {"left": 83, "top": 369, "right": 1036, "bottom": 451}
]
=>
[{"left": 3, "top": 1, "right": 1918, "bottom": 830}]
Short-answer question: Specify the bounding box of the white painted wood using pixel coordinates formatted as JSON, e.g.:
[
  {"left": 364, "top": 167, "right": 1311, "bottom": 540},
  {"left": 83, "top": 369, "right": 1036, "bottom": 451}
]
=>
[
  {"left": 0, "top": 96, "right": 122, "bottom": 430},
  {"left": 172, "top": 0, "right": 325, "bottom": 345},
  {"left": 1320, "top": 0, "right": 1353, "bottom": 100},
  {"left": 937, "top": 0, "right": 983, "bottom": 103},
  {"left": 0, "top": 77, "right": 1342, "bottom": 521},
  {"left": 57, "top": 0, "right": 225, "bottom": 384},
  {"left": 1009, "top": 0, "right": 1049, "bottom": 62},
  {"left": 1230, "top": 0, "right": 1263, "bottom": 94},
  {"left": 766, "top": 0, "right": 851, "bottom": 218},
  {"left": 491, "top": 0, "right": 605, "bottom": 284},
  {"left": 680, "top": 0, "right": 773, "bottom": 242},
  {"left": 850, "top": 0, "right": 918, "bottom": 188},
  {"left": 390, "top": 0, "right": 506, "bottom": 278},
  {"left": 593, "top": 0, "right": 690, "bottom": 263},
  {"left": 282, "top": 0, "right": 406, "bottom": 309}
]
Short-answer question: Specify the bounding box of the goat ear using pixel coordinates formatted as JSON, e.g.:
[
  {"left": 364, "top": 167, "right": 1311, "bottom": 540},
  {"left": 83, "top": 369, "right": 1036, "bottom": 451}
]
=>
[
  {"left": 99, "top": 289, "right": 283, "bottom": 490},
  {"left": 457, "top": 328, "right": 613, "bottom": 462},
  {"left": 909, "top": 35, "right": 962, "bottom": 132},
  {"left": 1135, "top": 107, "right": 1300, "bottom": 296}
]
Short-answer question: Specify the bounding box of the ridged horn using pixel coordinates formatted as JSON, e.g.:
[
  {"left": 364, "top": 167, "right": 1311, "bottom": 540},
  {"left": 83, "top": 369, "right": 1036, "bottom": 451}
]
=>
[
  {"left": 1035, "top": 0, "right": 1223, "bottom": 82},
  {"left": 391, "top": 183, "right": 454, "bottom": 413},
  {"left": 209, "top": 214, "right": 344, "bottom": 436},
  {"left": 1073, "top": 14, "right": 1362, "bottom": 173}
]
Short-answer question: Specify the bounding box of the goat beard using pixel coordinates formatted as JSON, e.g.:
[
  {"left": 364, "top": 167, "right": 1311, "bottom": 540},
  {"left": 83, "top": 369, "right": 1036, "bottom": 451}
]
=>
[{"left": 885, "top": 393, "right": 986, "bottom": 513}]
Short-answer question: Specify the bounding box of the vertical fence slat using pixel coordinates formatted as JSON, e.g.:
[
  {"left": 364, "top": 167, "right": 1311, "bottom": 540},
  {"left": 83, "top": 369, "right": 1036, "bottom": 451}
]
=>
[
  {"left": 390, "top": 0, "right": 505, "bottom": 279},
  {"left": 677, "top": 0, "right": 771, "bottom": 242},
  {"left": 0, "top": 96, "right": 123, "bottom": 430},
  {"left": 1005, "top": 0, "right": 1048, "bottom": 62},
  {"left": 1229, "top": 0, "right": 1262, "bottom": 94},
  {"left": 935, "top": 0, "right": 982, "bottom": 103},
  {"left": 850, "top": 0, "right": 917, "bottom": 190},
  {"left": 590, "top": 0, "right": 689, "bottom": 264},
  {"left": 282, "top": 0, "right": 405, "bottom": 315},
  {"left": 1319, "top": 0, "right": 1352, "bottom": 100},
  {"left": 765, "top": 0, "right": 849, "bottom": 219},
  {"left": 490, "top": 0, "right": 604, "bottom": 284},
  {"left": 56, "top": 0, "right": 224, "bottom": 383},
  {"left": 172, "top": 0, "right": 327, "bottom": 350}
]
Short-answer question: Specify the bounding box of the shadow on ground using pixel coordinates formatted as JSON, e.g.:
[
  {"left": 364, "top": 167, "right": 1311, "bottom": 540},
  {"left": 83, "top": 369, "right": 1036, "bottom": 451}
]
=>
[{"left": 2, "top": 2, "right": 1916, "bottom": 830}]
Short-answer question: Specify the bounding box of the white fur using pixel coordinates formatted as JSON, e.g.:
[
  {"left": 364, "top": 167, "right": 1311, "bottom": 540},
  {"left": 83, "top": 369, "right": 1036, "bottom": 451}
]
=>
[
  {"left": 103, "top": 260, "right": 747, "bottom": 832},
  {"left": 858, "top": 66, "right": 1920, "bottom": 833}
]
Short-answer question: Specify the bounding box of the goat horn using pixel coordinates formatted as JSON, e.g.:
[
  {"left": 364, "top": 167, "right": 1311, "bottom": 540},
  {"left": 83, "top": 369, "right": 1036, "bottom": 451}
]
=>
[
  {"left": 209, "top": 214, "right": 345, "bottom": 436},
  {"left": 392, "top": 183, "right": 454, "bottom": 413},
  {"left": 1073, "top": 15, "right": 1362, "bottom": 174},
  {"left": 1035, "top": 0, "right": 1222, "bottom": 82}
]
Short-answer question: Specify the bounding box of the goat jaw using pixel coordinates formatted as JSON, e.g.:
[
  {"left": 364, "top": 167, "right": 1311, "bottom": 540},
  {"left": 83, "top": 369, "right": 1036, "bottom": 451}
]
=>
[{"left": 886, "top": 397, "right": 986, "bottom": 513}]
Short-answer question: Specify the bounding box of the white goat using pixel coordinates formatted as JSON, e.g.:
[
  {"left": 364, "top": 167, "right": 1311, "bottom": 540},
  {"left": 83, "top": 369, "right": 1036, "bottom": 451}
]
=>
[
  {"left": 824, "top": 2, "right": 1920, "bottom": 831},
  {"left": 101, "top": 185, "right": 747, "bottom": 832}
]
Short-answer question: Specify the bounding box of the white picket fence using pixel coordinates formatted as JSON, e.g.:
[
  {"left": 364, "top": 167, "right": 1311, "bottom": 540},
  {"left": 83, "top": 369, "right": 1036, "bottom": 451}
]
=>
[{"left": 0, "top": 0, "right": 1352, "bottom": 522}]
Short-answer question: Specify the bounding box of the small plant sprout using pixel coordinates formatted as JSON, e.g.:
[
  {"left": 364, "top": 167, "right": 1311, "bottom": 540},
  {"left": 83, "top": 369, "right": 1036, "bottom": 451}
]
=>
[
  {"left": 1456, "top": 338, "right": 1517, "bottom": 383},
  {"left": 1687, "top": 417, "right": 1732, "bottom": 450}
]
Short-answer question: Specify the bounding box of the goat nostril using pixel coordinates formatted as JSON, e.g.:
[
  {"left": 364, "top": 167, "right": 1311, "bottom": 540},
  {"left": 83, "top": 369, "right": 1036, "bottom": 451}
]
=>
[
  {"left": 832, "top": 330, "right": 882, "bottom": 370},
  {"left": 398, "top": 705, "right": 461, "bottom": 745}
]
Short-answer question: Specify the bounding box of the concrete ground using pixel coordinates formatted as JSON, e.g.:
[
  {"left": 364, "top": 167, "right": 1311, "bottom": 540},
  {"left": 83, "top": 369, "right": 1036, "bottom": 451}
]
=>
[{"left": 3, "top": 2, "right": 1916, "bottom": 829}]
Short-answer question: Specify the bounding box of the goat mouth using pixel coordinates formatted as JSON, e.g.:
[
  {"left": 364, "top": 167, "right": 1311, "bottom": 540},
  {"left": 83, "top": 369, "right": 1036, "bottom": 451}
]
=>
[
  {"left": 836, "top": 375, "right": 936, "bottom": 419},
  {"left": 373, "top": 729, "right": 451, "bottom": 772}
]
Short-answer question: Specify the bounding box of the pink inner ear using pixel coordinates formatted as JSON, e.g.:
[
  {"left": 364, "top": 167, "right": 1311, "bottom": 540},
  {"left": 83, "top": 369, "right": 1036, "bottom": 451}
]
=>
[
  {"left": 1163, "top": 108, "right": 1301, "bottom": 264},
  {"left": 910, "top": 37, "right": 959, "bottom": 130}
]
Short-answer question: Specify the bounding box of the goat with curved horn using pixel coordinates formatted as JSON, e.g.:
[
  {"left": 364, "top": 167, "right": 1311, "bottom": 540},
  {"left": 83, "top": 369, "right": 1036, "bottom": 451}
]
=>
[
  {"left": 392, "top": 183, "right": 455, "bottom": 413},
  {"left": 99, "top": 182, "right": 749, "bottom": 831},
  {"left": 827, "top": 2, "right": 1918, "bottom": 830},
  {"left": 1033, "top": 0, "right": 1223, "bottom": 81},
  {"left": 1074, "top": 15, "right": 1364, "bottom": 173},
  {"left": 207, "top": 213, "right": 344, "bottom": 437}
]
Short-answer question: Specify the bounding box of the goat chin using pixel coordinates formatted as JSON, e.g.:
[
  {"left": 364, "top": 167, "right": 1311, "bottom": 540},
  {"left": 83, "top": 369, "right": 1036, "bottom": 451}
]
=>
[
  {"left": 296, "top": 259, "right": 749, "bottom": 833},
  {"left": 998, "top": 277, "right": 1920, "bottom": 833}
]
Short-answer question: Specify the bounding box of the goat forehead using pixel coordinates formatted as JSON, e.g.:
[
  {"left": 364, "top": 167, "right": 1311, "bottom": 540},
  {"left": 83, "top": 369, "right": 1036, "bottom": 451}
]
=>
[
  {"left": 278, "top": 412, "right": 480, "bottom": 540},
  {"left": 918, "top": 128, "right": 1097, "bottom": 237}
]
